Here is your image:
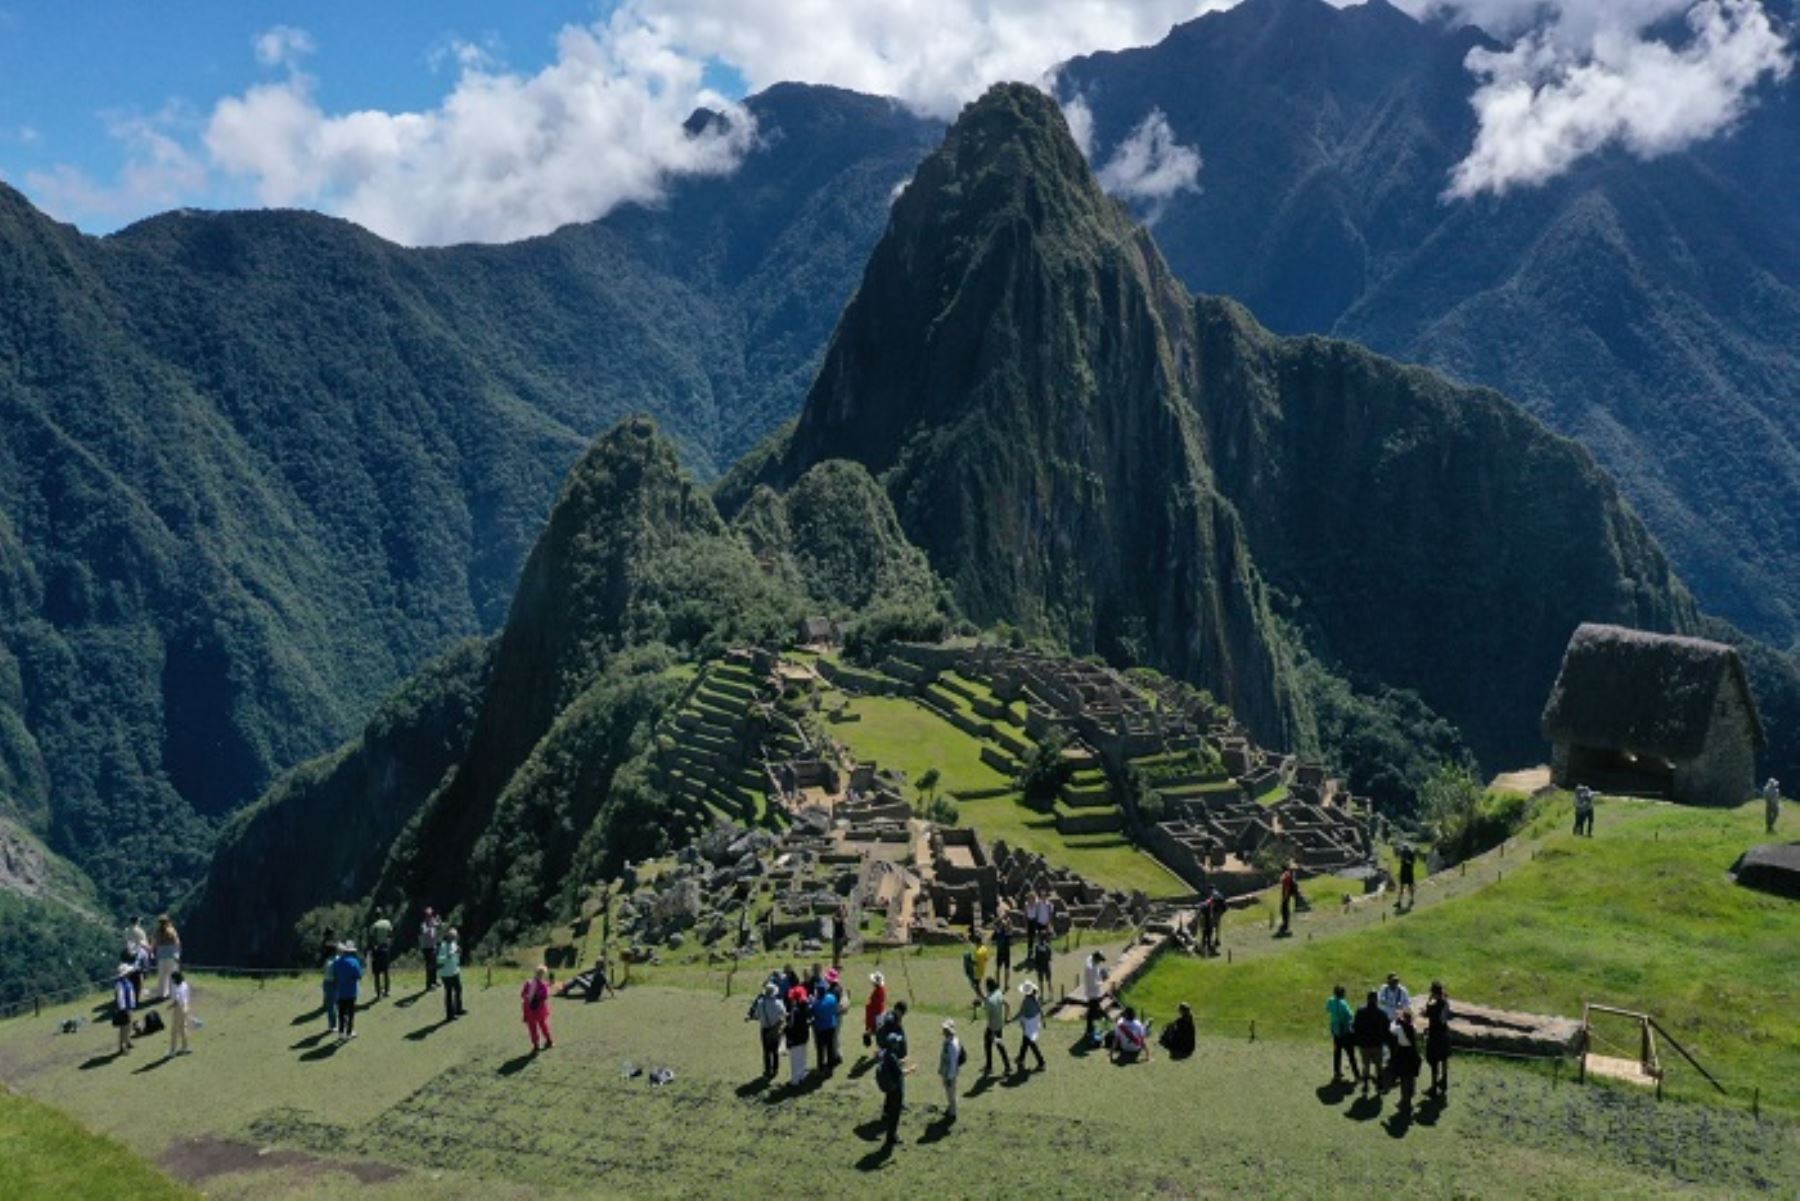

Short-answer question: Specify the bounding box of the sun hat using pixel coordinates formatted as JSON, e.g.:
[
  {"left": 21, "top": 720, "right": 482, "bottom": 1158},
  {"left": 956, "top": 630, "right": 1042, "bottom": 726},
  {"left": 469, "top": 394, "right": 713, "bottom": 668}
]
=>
[
  {"left": 825, "top": 968, "right": 840, "bottom": 984},
  {"left": 869, "top": 971, "right": 885, "bottom": 985},
  {"left": 1019, "top": 981, "right": 1038, "bottom": 996},
  {"left": 942, "top": 1018, "right": 956, "bottom": 1032},
  {"left": 340, "top": 940, "right": 357, "bottom": 953},
  {"left": 115, "top": 962, "right": 133, "bottom": 978},
  {"left": 763, "top": 982, "right": 777, "bottom": 997},
  {"left": 787, "top": 985, "right": 808, "bottom": 1003}
]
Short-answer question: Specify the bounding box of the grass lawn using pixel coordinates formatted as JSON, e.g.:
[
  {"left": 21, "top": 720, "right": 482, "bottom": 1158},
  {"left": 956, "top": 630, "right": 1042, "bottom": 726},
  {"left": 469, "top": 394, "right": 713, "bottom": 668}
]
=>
[
  {"left": 3, "top": 961, "right": 1790, "bottom": 1197},
  {"left": 956, "top": 794, "right": 1189, "bottom": 899},
  {"left": 1128, "top": 797, "right": 1800, "bottom": 1116},
  {"left": 0, "top": 1088, "right": 192, "bottom": 1199},
  {"left": 829, "top": 695, "right": 1013, "bottom": 796}
]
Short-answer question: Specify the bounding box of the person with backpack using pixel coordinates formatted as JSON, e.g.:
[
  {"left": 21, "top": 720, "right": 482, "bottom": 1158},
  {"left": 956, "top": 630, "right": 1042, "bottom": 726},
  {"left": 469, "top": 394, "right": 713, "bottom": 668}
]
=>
[
  {"left": 419, "top": 907, "right": 442, "bottom": 990},
  {"left": 748, "top": 981, "right": 787, "bottom": 1078},
  {"left": 1326, "top": 984, "right": 1356, "bottom": 1082},
  {"left": 111, "top": 963, "right": 137, "bottom": 1055},
  {"left": 1081, "top": 951, "right": 1108, "bottom": 1045},
  {"left": 166, "top": 970, "right": 192, "bottom": 1058},
  {"left": 367, "top": 911, "right": 394, "bottom": 999},
  {"left": 1159, "top": 1001, "right": 1196, "bottom": 1059},
  {"left": 1031, "top": 934, "right": 1054, "bottom": 994},
  {"left": 320, "top": 942, "right": 341, "bottom": 1037},
  {"left": 1352, "top": 991, "right": 1388, "bottom": 1098},
  {"left": 937, "top": 1018, "right": 965, "bottom": 1119},
  {"left": 784, "top": 984, "right": 811, "bottom": 1085},
  {"left": 1014, "top": 980, "right": 1047, "bottom": 1071},
  {"left": 437, "top": 928, "right": 464, "bottom": 1021},
  {"left": 1424, "top": 980, "right": 1452, "bottom": 1098},
  {"left": 333, "top": 942, "right": 364, "bottom": 1040},
  {"left": 875, "top": 1029, "right": 913, "bottom": 1148},
  {"left": 520, "top": 965, "right": 553, "bottom": 1052},
  {"left": 1389, "top": 1007, "right": 1424, "bottom": 1117},
  {"left": 980, "top": 977, "right": 1012, "bottom": 1075},
  {"left": 874, "top": 999, "right": 909, "bottom": 1059}
]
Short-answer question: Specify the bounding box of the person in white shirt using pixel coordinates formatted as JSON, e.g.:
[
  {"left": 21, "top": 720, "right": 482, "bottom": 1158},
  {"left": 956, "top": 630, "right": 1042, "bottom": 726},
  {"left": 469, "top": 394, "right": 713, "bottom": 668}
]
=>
[
  {"left": 1082, "top": 951, "right": 1108, "bottom": 1044},
  {"left": 1765, "top": 778, "right": 1782, "bottom": 834},
  {"left": 1377, "top": 972, "right": 1410, "bottom": 1020},
  {"left": 938, "top": 1019, "right": 963, "bottom": 1118},
  {"left": 166, "top": 971, "right": 192, "bottom": 1057}
]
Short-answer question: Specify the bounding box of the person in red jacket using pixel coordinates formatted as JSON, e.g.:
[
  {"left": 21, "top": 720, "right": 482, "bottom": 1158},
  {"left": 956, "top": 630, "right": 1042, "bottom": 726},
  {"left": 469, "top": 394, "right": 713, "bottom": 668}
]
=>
[
  {"left": 520, "top": 965, "right": 553, "bottom": 1052},
  {"left": 864, "top": 971, "right": 888, "bottom": 1051}
]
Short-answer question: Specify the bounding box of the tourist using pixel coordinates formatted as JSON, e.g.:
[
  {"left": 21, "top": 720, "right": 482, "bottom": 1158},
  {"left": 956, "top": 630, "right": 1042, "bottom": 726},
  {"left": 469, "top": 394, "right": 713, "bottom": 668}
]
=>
[
  {"left": 1082, "top": 951, "right": 1108, "bottom": 1045},
  {"left": 438, "top": 928, "right": 465, "bottom": 1021},
  {"left": 1765, "top": 777, "right": 1782, "bottom": 834},
  {"left": 748, "top": 981, "right": 787, "bottom": 1078},
  {"left": 333, "top": 941, "right": 364, "bottom": 1040},
  {"left": 875, "top": 1029, "right": 912, "bottom": 1148},
  {"left": 419, "top": 907, "right": 442, "bottom": 991},
  {"left": 1026, "top": 891, "right": 1051, "bottom": 942},
  {"left": 1014, "top": 980, "right": 1047, "bottom": 1071},
  {"left": 864, "top": 971, "right": 888, "bottom": 1050},
  {"left": 994, "top": 922, "right": 1013, "bottom": 986},
  {"left": 1325, "top": 984, "right": 1356, "bottom": 1082},
  {"left": 1389, "top": 1007, "right": 1423, "bottom": 1116},
  {"left": 151, "top": 915, "right": 181, "bottom": 1001},
  {"left": 585, "top": 955, "right": 617, "bottom": 1002},
  {"left": 112, "top": 963, "right": 137, "bottom": 1055},
  {"left": 961, "top": 938, "right": 981, "bottom": 1001},
  {"left": 125, "top": 917, "right": 148, "bottom": 960},
  {"left": 876, "top": 999, "right": 910, "bottom": 1059},
  {"left": 1424, "top": 981, "right": 1452, "bottom": 1097},
  {"left": 1352, "top": 991, "right": 1387, "bottom": 1097},
  {"left": 1378, "top": 972, "right": 1410, "bottom": 1022},
  {"left": 981, "top": 977, "right": 1012, "bottom": 1075},
  {"left": 1198, "top": 894, "right": 1216, "bottom": 956},
  {"left": 1159, "top": 1001, "right": 1196, "bottom": 1059},
  {"left": 1109, "top": 1006, "right": 1151, "bottom": 1064},
  {"left": 320, "top": 941, "right": 341, "bottom": 1036},
  {"left": 938, "top": 1019, "right": 963, "bottom": 1119},
  {"left": 780, "top": 963, "right": 801, "bottom": 995},
  {"left": 1396, "top": 845, "right": 1417, "bottom": 908},
  {"left": 166, "top": 970, "right": 192, "bottom": 1058},
  {"left": 807, "top": 961, "right": 825, "bottom": 999},
  {"left": 127, "top": 940, "right": 150, "bottom": 1003},
  {"left": 1031, "top": 934, "right": 1054, "bottom": 993},
  {"left": 827, "top": 971, "right": 849, "bottom": 1066},
  {"left": 784, "top": 984, "right": 811, "bottom": 1085},
  {"left": 831, "top": 902, "right": 848, "bottom": 968},
  {"left": 1208, "top": 886, "right": 1227, "bottom": 954},
  {"left": 1574, "top": 786, "right": 1596, "bottom": 837},
  {"left": 813, "top": 972, "right": 841, "bottom": 1070},
  {"left": 521, "top": 965, "right": 553, "bottom": 1052},
  {"left": 368, "top": 910, "right": 394, "bottom": 999},
  {"left": 1278, "top": 862, "right": 1300, "bottom": 936}
]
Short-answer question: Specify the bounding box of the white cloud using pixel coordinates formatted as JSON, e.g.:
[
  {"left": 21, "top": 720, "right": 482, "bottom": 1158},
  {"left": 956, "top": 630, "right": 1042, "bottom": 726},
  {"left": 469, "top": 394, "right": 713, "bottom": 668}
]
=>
[
  {"left": 23, "top": 106, "right": 206, "bottom": 222},
  {"left": 1059, "top": 93, "right": 1096, "bottom": 158},
  {"left": 1434, "top": 0, "right": 1793, "bottom": 198},
  {"left": 1094, "top": 108, "right": 1201, "bottom": 218},
  {"left": 253, "top": 24, "right": 316, "bottom": 70},
  {"left": 205, "top": 14, "right": 756, "bottom": 246}
]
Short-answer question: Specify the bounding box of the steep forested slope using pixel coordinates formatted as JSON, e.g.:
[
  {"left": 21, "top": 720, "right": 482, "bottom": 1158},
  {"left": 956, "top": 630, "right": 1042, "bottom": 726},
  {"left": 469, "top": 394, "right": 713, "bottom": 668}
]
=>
[
  {"left": 0, "top": 86, "right": 938, "bottom": 915},
  {"left": 1059, "top": 0, "right": 1800, "bottom": 646}
]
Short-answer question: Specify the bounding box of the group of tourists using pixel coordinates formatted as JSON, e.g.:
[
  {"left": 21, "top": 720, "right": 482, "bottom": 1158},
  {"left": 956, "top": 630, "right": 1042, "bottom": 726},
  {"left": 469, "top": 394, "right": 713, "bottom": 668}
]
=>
[
  {"left": 109, "top": 915, "right": 191, "bottom": 1060},
  {"left": 1326, "top": 972, "right": 1453, "bottom": 1118},
  {"left": 745, "top": 962, "right": 853, "bottom": 1085},
  {"left": 314, "top": 908, "right": 467, "bottom": 1045}
]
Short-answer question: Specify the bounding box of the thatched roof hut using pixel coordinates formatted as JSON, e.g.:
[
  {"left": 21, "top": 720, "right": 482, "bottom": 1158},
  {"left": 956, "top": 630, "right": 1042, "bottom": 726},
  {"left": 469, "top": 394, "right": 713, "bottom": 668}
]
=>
[{"left": 1541, "top": 624, "right": 1763, "bottom": 807}]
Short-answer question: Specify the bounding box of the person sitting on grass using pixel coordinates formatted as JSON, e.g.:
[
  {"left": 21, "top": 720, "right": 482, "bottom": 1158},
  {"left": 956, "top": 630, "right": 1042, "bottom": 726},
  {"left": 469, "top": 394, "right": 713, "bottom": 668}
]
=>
[
  {"left": 1109, "top": 1006, "right": 1152, "bottom": 1064},
  {"left": 1159, "top": 1001, "right": 1196, "bottom": 1060}
]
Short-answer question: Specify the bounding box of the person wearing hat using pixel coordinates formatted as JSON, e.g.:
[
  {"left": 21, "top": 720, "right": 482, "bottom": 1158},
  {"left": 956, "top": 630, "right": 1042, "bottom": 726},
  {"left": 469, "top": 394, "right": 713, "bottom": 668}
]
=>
[
  {"left": 813, "top": 971, "right": 841, "bottom": 1071},
  {"left": 1082, "top": 951, "right": 1108, "bottom": 1045},
  {"left": 937, "top": 1019, "right": 964, "bottom": 1118},
  {"left": 1766, "top": 777, "right": 1782, "bottom": 834},
  {"left": 333, "top": 940, "right": 364, "bottom": 1040},
  {"left": 784, "top": 984, "right": 812, "bottom": 1085},
  {"left": 1014, "top": 980, "right": 1047, "bottom": 1071},
  {"left": 863, "top": 971, "right": 888, "bottom": 1051},
  {"left": 320, "top": 940, "right": 341, "bottom": 1036},
  {"left": 747, "top": 980, "right": 787, "bottom": 1078},
  {"left": 437, "top": 928, "right": 464, "bottom": 1021},
  {"left": 825, "top": 969, "right": 848, "bottom": 1067},
  {"left": 111, "top": 962, "right": 138, "bottom": 1055},
  {"left": 1159, "top": 1000, "right": 1196, "bottom": 1060}
]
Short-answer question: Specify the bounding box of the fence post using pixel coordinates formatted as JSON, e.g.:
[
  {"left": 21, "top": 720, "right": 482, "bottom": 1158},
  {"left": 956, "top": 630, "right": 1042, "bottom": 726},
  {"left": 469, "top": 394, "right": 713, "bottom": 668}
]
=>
[
  {"left": 485, "top": 965, "right": 493, "bottom": 989},
  {"left": 1753, "top": 1088, "right": 1760, "bottom": 1120},
  {"left": 34, "top": 994, "right": 40, "bottom": 1018},
  {"left": 1250, "top": 1020, "right": 1256, "bottom": 1042}
]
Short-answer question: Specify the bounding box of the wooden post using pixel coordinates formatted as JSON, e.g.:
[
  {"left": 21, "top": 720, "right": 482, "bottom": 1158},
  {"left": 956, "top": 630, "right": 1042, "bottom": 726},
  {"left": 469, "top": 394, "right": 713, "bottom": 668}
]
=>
[
  {"left": 1250, "top": 1020, "right": 1256, "bottom": 1042},
  {"left": 33, "top": 995, "right": 40, "bottom": 1018}
]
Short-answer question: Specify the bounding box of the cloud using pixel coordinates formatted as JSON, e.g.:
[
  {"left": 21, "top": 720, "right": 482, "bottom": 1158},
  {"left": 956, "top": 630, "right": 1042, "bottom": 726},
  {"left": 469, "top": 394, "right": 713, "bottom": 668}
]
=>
[
  {"left": 1060, "top": 93, "right": 1096, "bottom": 158},
  {"left": 205, "top": 14, "right": 755, "bottom": 246},
  {"left": 253, "top": 24, "right": 315, "bottom": 70},
  {"left": 23, "top": 106, "right": 207, "bottom": 223},
  {"left": 1435, "top": 0, "right": 1793, "bottom": 198},
  {"left": 1094, "top": 108, "right": 1201, "bottom": 218}
]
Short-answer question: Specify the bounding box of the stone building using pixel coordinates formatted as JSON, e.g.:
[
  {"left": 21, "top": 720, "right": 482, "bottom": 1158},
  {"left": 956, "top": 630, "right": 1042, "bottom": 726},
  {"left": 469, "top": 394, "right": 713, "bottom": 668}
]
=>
[{"left": 1541, "top": 624, "right": 1763, "bottom": 807}]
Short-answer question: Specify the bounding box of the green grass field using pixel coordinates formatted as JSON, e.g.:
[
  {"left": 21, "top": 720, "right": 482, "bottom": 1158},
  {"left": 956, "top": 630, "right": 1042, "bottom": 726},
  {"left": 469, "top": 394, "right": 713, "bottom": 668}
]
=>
[
  {"left": 956, "top": 794, "right": 1189, "bottom": 898},
  {"left": 829, "top": 695, "right": 1014, "bottom": 796},
  {"left": 3, "top": 951, "right": 1792, "bottom": 1198},
  {"left": 1128, "top": 797, "right": 1800, "bottom": 1115},
  {"left": 0, "top": 1089, "right": 191, "bottom": 1199}
]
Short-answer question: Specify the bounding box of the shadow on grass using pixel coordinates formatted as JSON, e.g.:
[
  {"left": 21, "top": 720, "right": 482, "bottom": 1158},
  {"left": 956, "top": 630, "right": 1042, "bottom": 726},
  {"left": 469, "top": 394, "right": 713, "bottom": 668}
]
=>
[
  {"left": 78, "top": 1052, "right": 124, "bottom": 1070},
  {"left": 1384, "top": 1109, "right": 1414, "bottom": 1139},
  {"left": 965, "top": 1075, "right": 999, "bottom": 1099},
  {"left": 298, "top": 1040, "right": 342, "bottom": 1063},
  {"left": 1346, "top": 1094, "right": 1383, "bottom": 1122},
  {"left": 1416, "top": 1093, "right": 1446, "bottom": 1127},
  {"left": 393, "top": 991, "right": 428, "bottom": 1010},
  {"left": 1315, "top": 1079, "right": 1356, "bottom": 1105},
  {"left": 852, "top": 1118, "right": 889, "bottom": 1143},
  {"left": 405, "top": 1018, "right": 453, "bottom": 1042},
  {"left": 919, "top": 1113, "right": 956, "bottom": 1144},
  {"left": 498, "top": 1050, "right": 538, "bottom": 1076},
  {"left": 854, "top": 1143, "right": 895, "bottom": 1172},
  {"left": 735, "top": 1076, "right": 771, "bottom": 1097},
  {"left": 290, "top": 1005, "right": 330, "bottom": 1027},
  {"left": 289, "top": 1031, "right": 332, "bottom": 1051},
  {"left": 846, "top": 1057, "right": 874, "bottom": 1080},
  {"left": 1066, "top": 1034, "right": 1097, "bottom": 1059},
  {"left": 132, "top": 1054, "right": 173, "bottom": 1075},
  {"left": 765, "top": 1072, "right": 826, "bottom": 1103}
]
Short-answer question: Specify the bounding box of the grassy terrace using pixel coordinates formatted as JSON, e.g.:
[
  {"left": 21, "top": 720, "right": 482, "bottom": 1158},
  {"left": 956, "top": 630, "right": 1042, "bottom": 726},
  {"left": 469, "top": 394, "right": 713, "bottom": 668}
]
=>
[
  {"left": 2, "top": 930, "right": 1790, "bottom": 1197},
  {"left": 1128, "top": 797, "right": 1800, "bottom": 1116},
  {"left": 827, "top": 694, "right": 1014, "bottom": 796},
  {"left": 957, "top": 794, "right": 1189, "bottom": 898}
]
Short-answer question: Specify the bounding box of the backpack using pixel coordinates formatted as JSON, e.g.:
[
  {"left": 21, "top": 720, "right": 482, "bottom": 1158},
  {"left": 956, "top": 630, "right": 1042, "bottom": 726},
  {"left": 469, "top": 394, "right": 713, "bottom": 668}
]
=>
[
  {"left": 957, "top": 1044, "right": 967, "bottom": 1068},
  {"left": 136, "top": 1009, "right": 165, "bottom": 1037}
]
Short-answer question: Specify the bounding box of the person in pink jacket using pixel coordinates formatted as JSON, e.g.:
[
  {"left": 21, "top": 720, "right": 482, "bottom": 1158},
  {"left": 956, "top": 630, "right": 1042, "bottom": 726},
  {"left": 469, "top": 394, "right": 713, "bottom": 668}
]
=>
[{"left": 521, "top": 965, "right": 554, "bottom": 1051}]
